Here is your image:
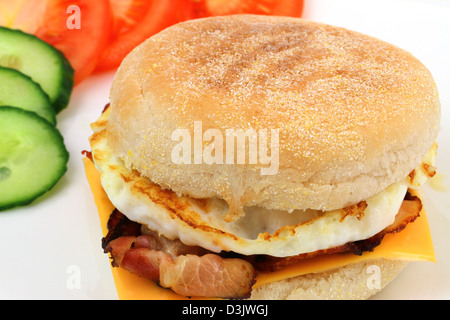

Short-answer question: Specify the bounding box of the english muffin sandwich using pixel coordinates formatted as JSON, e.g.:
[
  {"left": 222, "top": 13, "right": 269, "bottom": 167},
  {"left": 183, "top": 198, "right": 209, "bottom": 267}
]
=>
[{"left": 85, "top": 14, "right": 440, "bottom": 299}]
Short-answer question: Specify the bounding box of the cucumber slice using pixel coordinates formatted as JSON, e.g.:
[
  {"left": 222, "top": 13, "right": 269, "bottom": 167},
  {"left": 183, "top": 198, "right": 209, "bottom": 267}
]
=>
[
  {"left": 0, "top": 106, "right": 69, "bottom": 211},
  {"left": 0, "top": 66, "right": 56, "bottom": 125},
  {"left": 0, "top": 27, "right": 74, "bottom": 113}
]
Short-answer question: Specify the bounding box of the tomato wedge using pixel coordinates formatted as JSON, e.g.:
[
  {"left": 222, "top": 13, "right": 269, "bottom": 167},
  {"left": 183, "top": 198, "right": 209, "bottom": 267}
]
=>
[
  {"left": 0, "top": 0, "right": 112, "bottom": 84},
  {"left": 95, "top": 0, "right": 189, "bottom": 72},
  {"left": 190, "top": 0, "right": 304, "bottom": 18}
]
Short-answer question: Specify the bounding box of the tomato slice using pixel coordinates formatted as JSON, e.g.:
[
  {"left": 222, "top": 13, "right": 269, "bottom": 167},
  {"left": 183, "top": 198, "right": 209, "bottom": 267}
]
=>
[
  {"left": 95, "top": 0, "right": 189, "bottom": 72},
  {"left": 190, "top": 0, "right": 304, "bottom": 18},
  {"left": 109, "top": 0, "right": 154, "bottom": 36},
  {"left": 0, "top": 0, "right": 112, "bottom": 84}
]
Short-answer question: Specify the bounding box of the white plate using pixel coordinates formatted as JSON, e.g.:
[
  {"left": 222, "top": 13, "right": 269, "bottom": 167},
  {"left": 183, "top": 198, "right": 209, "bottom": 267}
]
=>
[{"left": 0, "top": 0, "right": 449, "bottom": 299}]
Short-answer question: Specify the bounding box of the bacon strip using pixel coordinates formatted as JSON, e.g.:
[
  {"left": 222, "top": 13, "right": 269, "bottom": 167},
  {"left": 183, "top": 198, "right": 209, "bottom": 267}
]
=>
[
  {"left": 104, "top": 227, "right": 256, "bottom": 299},
  {"left": 160, "top": 254, "right": 256, "bottom": 299},
  {"left": 101, "top": 209, "right": 141, "bottom": 250}
]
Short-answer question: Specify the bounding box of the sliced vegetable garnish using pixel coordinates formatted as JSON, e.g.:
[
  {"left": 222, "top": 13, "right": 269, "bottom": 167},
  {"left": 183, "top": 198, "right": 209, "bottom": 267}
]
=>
[
  {"left": 0, "top": 66, "right": 55, "bottom": 124},
  {"left": 0, "top": 106, "right": 69, "bottom": 211},
  {"left": 0, "top": 26, "right": 74, "bottom": 113},
  {"left": 95, "top": 0, "right": 187, "bottom": 71},
  {"left": 193, "top": 0, "right": 304, "bottom": 17}
]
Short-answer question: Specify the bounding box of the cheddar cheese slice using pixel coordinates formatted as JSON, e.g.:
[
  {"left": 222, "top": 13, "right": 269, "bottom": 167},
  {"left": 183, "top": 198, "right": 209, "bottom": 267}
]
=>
[{"left": 83, "top": 157, "right": 435, "bottom": 300}]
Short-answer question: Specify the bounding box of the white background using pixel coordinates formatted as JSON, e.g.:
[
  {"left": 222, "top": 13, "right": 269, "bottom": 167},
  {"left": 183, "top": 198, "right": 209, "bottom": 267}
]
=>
[{"left": 0, "top": 0, "right": 449, "bottom": 299}]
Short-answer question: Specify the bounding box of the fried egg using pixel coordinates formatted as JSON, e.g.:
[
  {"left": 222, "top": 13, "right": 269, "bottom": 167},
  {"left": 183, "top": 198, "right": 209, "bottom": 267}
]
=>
[{"left": 89, "top": 108, "right": 435, "bottom": 257}]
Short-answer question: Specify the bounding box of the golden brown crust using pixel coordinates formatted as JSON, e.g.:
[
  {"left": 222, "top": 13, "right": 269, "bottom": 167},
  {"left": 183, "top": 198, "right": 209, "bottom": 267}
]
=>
[{"left": 107, "top": 14, "right": 440, "bottom": 216}]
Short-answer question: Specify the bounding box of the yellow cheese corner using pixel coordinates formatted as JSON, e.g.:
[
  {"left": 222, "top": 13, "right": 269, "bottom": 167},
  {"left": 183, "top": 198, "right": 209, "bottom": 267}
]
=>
[{"left": 83, "top": 157, "right": 435, "bottom": 300}]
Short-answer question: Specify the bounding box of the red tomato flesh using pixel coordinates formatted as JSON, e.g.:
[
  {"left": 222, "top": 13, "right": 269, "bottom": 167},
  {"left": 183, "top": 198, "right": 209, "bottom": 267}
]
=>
[
  {"left": 95, "top": 0, "right": 189, "bottom": 72},
  {"left": 191, "top": 0, "right": 304, "bottom": 18}
]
